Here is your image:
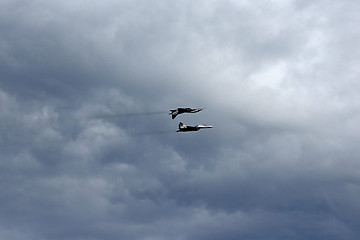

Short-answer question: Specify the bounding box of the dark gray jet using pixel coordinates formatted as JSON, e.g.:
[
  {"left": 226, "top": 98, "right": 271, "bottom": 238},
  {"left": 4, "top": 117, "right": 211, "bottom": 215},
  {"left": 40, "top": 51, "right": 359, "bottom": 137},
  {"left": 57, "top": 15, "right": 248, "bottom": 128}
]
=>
[
  {"left": 169, "top": 108, "right": 203, "bottom": 119},
  {"left": 177, "top": 122, "right": 213, "bottom": 132}
]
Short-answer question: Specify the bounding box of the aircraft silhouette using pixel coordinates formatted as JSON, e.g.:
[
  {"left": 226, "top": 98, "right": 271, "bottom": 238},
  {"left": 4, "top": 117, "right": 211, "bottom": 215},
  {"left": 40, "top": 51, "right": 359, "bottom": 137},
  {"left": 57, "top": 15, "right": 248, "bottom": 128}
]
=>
[
  {"left": 169, "top": 107, "right": 203, "bottom": 119},
  {"left": 176, "top": 122, "right": 213, "bottom": 132}
]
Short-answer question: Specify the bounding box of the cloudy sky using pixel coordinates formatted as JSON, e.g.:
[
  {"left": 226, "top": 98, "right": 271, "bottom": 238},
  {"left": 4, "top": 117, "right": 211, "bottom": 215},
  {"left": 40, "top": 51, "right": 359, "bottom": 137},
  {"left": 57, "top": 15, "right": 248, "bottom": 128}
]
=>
[{"left": 1, "top": 0, "right": 360, "bottom": 239}]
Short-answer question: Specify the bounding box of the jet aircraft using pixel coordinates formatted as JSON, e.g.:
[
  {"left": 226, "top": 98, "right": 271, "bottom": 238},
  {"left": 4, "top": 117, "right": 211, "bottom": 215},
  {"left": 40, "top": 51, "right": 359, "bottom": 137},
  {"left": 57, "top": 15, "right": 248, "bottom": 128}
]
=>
[
  {"left": 169, "top": 107, "right": 203, "bottom": 119},
  {"left": 176, "top": 122, "right": 213, "bottom": 132}
]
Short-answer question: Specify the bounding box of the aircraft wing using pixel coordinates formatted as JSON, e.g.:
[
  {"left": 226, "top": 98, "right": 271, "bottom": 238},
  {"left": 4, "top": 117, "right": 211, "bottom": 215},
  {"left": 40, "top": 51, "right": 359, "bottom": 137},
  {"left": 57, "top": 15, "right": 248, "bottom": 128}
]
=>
[
  {"left": 197, "top": 124, "right": 213, "bottom": 129},
  {"left": 190, "top": 108, "right": 203, "bottom": 113}
]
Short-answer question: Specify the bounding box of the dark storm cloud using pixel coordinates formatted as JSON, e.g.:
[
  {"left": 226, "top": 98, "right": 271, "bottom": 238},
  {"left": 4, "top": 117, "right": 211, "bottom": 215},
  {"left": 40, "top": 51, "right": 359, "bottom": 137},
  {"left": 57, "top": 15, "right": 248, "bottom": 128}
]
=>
[{"left": 1, "top": 0, "right": 360, "bottom": 239}]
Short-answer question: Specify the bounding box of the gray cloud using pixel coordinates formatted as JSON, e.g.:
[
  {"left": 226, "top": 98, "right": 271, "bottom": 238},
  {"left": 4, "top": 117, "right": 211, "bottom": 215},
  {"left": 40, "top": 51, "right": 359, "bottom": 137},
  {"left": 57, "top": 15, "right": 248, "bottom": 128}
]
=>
[{"left": 1, "top": 0, "right": 360, "bottom": 239}]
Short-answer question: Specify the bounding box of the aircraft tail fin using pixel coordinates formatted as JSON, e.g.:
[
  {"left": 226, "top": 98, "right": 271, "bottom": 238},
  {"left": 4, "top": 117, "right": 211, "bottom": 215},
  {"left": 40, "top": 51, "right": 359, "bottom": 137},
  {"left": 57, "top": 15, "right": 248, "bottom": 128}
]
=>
[{"left": 171, "top": 110, "right": 178, "bottom": 119}]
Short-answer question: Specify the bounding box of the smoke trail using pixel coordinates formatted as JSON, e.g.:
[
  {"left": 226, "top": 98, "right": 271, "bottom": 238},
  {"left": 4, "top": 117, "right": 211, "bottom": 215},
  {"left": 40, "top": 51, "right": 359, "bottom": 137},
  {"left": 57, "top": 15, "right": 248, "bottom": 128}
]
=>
[
  {"left": 131, "top": 129, "right": 175, "bottom": 136},
  {"left": 92, "top": 111, "right": 169, "bottom": 119}
]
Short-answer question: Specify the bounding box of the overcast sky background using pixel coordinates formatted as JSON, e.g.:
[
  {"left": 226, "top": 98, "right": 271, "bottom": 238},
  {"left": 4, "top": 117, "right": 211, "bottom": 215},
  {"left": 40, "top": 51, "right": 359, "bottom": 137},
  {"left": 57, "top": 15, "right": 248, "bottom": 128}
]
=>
[{"left": 1, "top": 0, "right": 360, "bottom": 239}]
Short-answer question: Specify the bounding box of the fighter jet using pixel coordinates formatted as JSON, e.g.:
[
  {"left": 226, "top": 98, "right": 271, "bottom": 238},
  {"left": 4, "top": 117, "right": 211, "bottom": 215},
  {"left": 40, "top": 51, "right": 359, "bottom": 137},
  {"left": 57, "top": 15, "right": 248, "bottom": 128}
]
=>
[
  {"left": 176, "top": 122, "right": 213, "bottom": 132},
  {"left": 169, "top": 107, "right": 203, "bottom": 119}
]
